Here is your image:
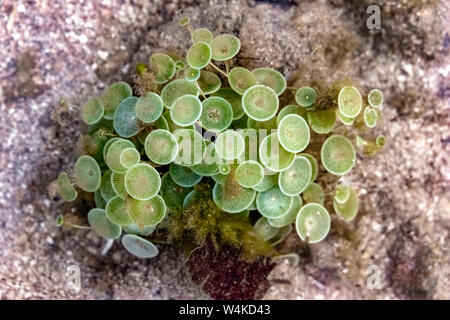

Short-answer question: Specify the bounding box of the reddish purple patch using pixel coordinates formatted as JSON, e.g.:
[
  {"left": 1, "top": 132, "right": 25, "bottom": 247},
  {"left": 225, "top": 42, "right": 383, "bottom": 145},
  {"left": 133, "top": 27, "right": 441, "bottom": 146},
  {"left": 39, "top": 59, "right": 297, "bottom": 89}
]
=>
[{"left": 185, "top": 236, "right": 275, "bottom": 300}]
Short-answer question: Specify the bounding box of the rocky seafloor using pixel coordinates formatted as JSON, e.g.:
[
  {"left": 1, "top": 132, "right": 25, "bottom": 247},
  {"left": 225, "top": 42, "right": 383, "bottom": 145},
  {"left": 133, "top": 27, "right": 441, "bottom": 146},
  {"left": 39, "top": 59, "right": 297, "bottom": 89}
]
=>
[{"left": 0, "top": 0, "right": 449, "bottom": 299}]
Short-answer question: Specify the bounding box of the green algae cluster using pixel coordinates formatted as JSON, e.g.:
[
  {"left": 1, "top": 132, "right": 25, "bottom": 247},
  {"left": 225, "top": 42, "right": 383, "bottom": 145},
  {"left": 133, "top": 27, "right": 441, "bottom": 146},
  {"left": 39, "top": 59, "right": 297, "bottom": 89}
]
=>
[{"left": 55, "top": 17, "right": 385, "bottom": 260}]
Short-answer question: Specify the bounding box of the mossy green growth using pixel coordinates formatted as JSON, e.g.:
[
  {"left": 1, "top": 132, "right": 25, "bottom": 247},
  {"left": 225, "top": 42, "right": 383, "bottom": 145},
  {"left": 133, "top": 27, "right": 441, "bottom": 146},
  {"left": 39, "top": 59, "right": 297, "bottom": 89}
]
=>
[
  {"left": 54, "top": 18, "right": 385, "bottom": 260},
  {"left": 166, "top": 181, "right": 272, "bottom": 260}
]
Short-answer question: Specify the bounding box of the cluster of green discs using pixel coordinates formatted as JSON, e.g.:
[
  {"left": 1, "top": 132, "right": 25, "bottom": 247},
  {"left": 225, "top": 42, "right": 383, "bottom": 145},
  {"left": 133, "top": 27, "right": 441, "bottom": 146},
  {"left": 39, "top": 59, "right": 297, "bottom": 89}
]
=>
[{"left": 57, "top": 18, "right": 385, "bottom": 257}]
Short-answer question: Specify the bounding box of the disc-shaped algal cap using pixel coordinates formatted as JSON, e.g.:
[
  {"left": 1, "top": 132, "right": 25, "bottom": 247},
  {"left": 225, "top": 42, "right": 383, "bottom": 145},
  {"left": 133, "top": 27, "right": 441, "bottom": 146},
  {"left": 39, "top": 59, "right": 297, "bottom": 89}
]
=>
[
  {"left": 57, "top": 172, "right": 78, "bottom": 202},
  {"left": 145, "top": 129, "right": 178, "bottom": 165},
  {"left": 170, "top": 94, "right": 202, "bottom": 127},
  {"left": 191, "top": 28, "right": 213, "bottom": 44},
  {"left": 127, "top": 195, "right": 166, "bottom": 228},
  {"left": 333, "top": 186, "right": 359, "bottom": 221},
  {"left": 256, "top": 186, "right": 293, "bottom": 219},
  {"left": 254, "top": 217, "right": 279, "bottom": 241},
  {"left": 211, "top": 34, "right": 241, "bottom": 61},
  {"left": 307, "top": 109, "right": 336, "bottom": 134},
  {"left": 200, "top": 96, "right": 233, "bottom": 132},
  {"left": 186, "top": 41, "right": 212, "bottom": 69},
  {"left": 301, "top": 182, "right": 324, "bottom": 205},
  {"left": 253, "top": 68, "right": 286, "bottom": 96},
  {"left": 105, "top": 139, "right": 135, "bottom": 173},
  {"left": 296, "top": 203, "right": 330, "bottom": 243},
  {"left": 321, "top": 135, "right": 356, "bottom": 175},
  {"left": 111, "top": 172, "right": 127, "bottom": 200},
  {"left": 184, "top": 67, "right": 201, "bottom": 81},
  {"left": 119, "top": 147, "right": 140, "bottom": 169},
  {"left": 228, "top": 67, "right": 258, "bottom": 95},
  {"left": 105, "top": 196, "right": 133, "bottom": 226},
  {"left": 212, "top": 88, "right": 244, "bottom": 120},
  {"left": 100, "top": 170, "right": 116, "bottom": 202},
  {"left": 121, "top": 234, "right": 159, "bottom": 258},
  {"left": 215, "top": 130, "right": 245, "bottom": 161},
  {"left": 135, "top": 92, "right": 163, "bottom": 124},
  {"left": 100, "top": 82, "right": 132, "bottom": 120},
  {"left": 173, "top": 128, "right": 206, "bottom": 166},
  {"left": 376, "top": 135, "right": 386, "bottom": 147},
  {"left": 169, "top": 163, "right": 203, "bottom": 187},
  {"left": 102, "top": 137, "right": 121, "bottom": 163},
  {"left": 259, "top": 133, "right": 295, "bottom": 172},
  {"left": 212, "top": 174, "right": 256, "bottom": 213},
  {"left": 197, "top": 70, "right": 221, "bottom": 95},
  {"left": 175, "top": 59, "right": 186, "bottom": 70},
  {"left": 268, "top": 195, "right": 302, "bottom": 228},
  {"left": 368, "top": 89, "right": 383, "bottom": 108},
  {"left": 295, "top": 86, "right": 316, "bottom": 107},
  {"left": 74, "top": 155, "right": 101, "bottom": 192},
  {"left": 364, "top": 106, "right": 378, "bottom": 128},
  {"left": 242, "top": 85, "right": 279, "bottom": 121},
  {"left": 161, "top": 79, "right": 199, "bottom": 108},
  {"left": 124, "top": 163, "right": 161, "bottom": 201},
  {"left": 278, "top": 114, "right": 310, "bottom": 153},
  {"left": 88, "top": 208, "right": 122, "bottom": 239},
  {"left": 160, "top": 172, "right": 192, "bottom": 211},
  {"left": 149, "top": 53, "right": 176, "bottom": 84},
  {"left": 334, "top": 185, "right": 350, "bottom": 204},
  {"left": 113, "top": 97, "right": 140, "bottom": 138},
  {"left": 299, "top": 153, "right": 318, "bottom": 183},
  {"left": 278, "top": 156, "right": 312, "bottom": 196},
  {"left": 235, "top": 160, "right": 264, "bottom": 188},
  {"left": 178, "top": 16, "right": 190, "bottom": 27},
  {"left": 338, "top": 86, "right": 362, "bottom": 118}
]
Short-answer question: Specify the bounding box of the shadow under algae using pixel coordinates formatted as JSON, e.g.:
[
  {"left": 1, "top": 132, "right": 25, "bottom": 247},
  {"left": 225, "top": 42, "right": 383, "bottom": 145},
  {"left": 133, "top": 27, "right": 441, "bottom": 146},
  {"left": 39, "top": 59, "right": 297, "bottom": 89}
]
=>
[{"left": 51, "top": 16, "right": 386, "bottom": 299}]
